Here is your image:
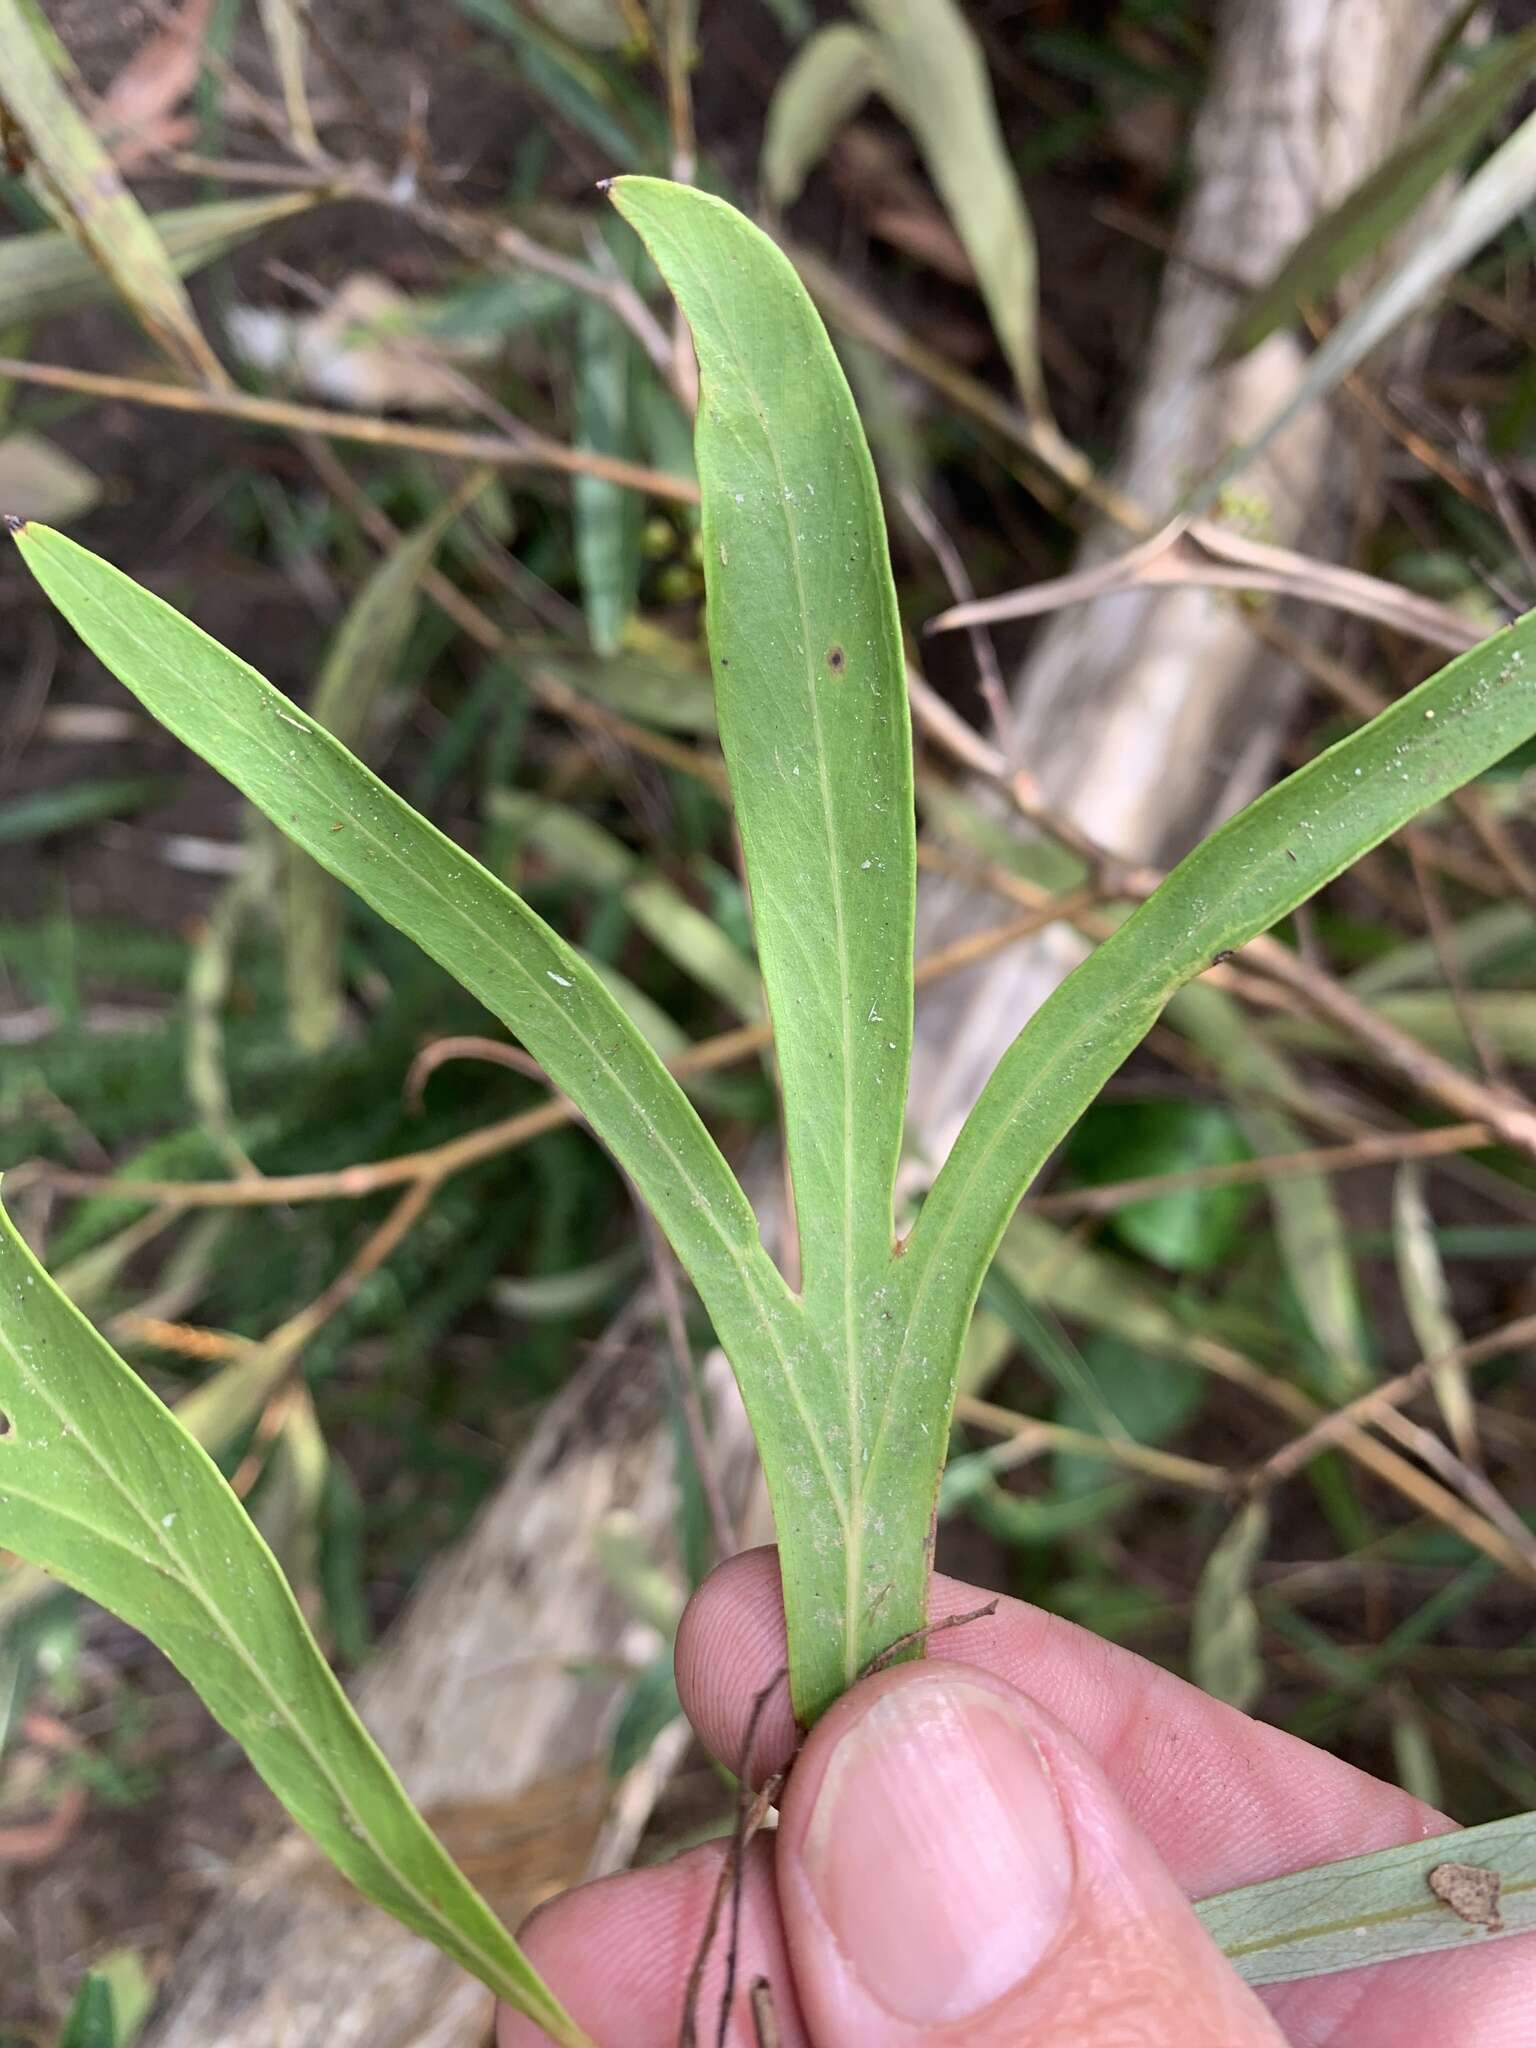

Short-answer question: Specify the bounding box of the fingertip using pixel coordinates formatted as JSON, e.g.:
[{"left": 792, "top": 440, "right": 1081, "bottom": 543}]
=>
[
  {"left": 676, "top": 1547, "right": 798, "bottom": 1777},
  {"left": 498, "top": 1840, "right": 795, "bottom": 2047}
]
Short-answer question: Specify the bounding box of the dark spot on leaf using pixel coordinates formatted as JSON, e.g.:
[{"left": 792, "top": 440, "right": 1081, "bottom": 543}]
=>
[
  {"left": 1211, "top": 949, "right": 1235, "bottom": 968},
  {"left": 1428, "top": 1862, "right": 1502, "bottom": 1932},
  {"left": 826, "top": 644, "right": 846, "bottom": 675},
  {"left": 0, "top": 1409, "right": 12, "bottom": 1439}
]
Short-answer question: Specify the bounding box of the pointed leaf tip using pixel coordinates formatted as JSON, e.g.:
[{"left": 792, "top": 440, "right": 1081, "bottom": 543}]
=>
[{"left": 4, "top": 513, "right": 27, "bottom": 536}]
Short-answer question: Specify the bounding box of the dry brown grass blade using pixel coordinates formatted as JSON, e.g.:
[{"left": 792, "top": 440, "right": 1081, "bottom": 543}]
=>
[
  {"left": 0, "top": 0, "right": 228, "bottom": 387},
  {"left": 0, "top": 356, "right": 697, "bottom": 502},
  {"left": 1256, "top": 1310, "right": 1536, "bottom": 1492},
  {"left": 95, "top": 0, "right": 212, "bottom": 171},
  {"left": 925, "top": 515, "right": 1486, "bottom": 655},
  {"left": 1243, "top": 934, "right": 1536, "bottom": 1165}
]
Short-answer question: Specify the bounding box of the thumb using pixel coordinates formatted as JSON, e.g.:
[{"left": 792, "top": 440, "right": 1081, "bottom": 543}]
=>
[{"left": 773, "top": 1661, "right": 1287, "bottom": 2047}]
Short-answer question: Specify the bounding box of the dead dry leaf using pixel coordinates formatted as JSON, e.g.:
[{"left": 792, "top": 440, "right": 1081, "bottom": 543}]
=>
[
  {"left": 227, "top": 273, "right": 496, "bottom": 414},
  {"left": 95, "top": 0, "right": 213, "bottom": 172}
]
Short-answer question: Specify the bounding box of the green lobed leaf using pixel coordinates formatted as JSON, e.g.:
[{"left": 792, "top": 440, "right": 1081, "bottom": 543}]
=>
[
  {"left": 1218, "top": 28, "right": 1536, "bottom": 361},
  {"left": 0, "top": 1201, "right": 589, "bottom": 2046},
  {"left": 0, "top": 0, "right": 228, "bottom": 385},
  {"left": 6, "top": 517, "right": 798, "bottom": 1418},
  {"left": 1196, "top": 1806, "right": 1536, "bottom": 1985},
  {"left": 899, "top": 610, "right": 1536, "bottom": 1426},
  {"left": 610, "top": 175, "right": 918, "bottom": 1719}
]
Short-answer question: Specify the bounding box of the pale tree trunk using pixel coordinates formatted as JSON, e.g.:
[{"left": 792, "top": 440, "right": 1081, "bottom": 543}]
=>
[
  {"left": 909, "top": 0, "right": 1462, "bottom": 1160},
  {"left": 143, "top": 2, "right": 1463, "bottom": 2040}
]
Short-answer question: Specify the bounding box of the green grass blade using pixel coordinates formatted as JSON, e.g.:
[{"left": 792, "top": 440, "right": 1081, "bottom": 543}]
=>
[
  {"left": 6, "top": 519, "right": 796, "bottom": 1385},
  {"left": 1193, "top": 102, "right": 1536, "bottom": 516},
  {"left": 900, "top": 611, "right": 1536, "bottom": 1397},
  {"left": 1197, "top": 1807, "right": 1536, "bottom": 1985},
  {"left": 284, "top": 478, "right": 484, "bottom": 1052},
  {"left": 0, "top": 777, "right": 167, "bottom": 845},
  {"left": 0, "top": 0, "right": 228, "bottom": 386},
  {"left": 0, "top": 1201, "right": 590, "bottom": 2046},
  {"left": 1217, "top": 28, "right": 1536, "bottom": 362},
  {"left": 610, "top": 175, "right": 917, "bottom": 1719},
  {"left": 0, "top": 193, "right": 319, "bottom": 325},
  {"left": 574, "top": 296, "right": 645, "bottom": 655},
  {"left": 1170, "top": 981, "right": 1370, "bottom": 1400}
]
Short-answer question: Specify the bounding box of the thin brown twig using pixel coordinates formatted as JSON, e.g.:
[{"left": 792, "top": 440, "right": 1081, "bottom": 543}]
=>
[
  {"left": 405, "top": 1036, "right": 546, "bottom": 1107},
  {"left": 1181, "top": 1329, "right": 1536, "bottom": 1583},
  {"left": 1027, "top": 1120, "right": 1493, "bottom": 1218},
  {"left": 28, "top": 906, "right": 1086, "bottom": 1210},
  {"left": 1254, "top": 1310, "right": 1536, "bottom": 1491},
  {"left": 955, "top": 1397, "right": 1232, "bottom": 1494},
  {"left": 1242, "top": 933, "right": 1536, "bottom": 1165},
  {"left": 0, "top": 356, "right": 697, "bottom": 502},
  {"left": 679, "top": 1664, "right": 790, "bottom": 2048},
  {"left": 857, "top": 1599, "right": 1001, "bottom": 1681},
  {"left": 1459, "top": 405, "right": 1536, "bottom": 593},
  {"left": 898, "top": 486, "right": 1014, "bottom": 757},
  {"left": 638, "top": 1206, "right": 736, "bottom": 1566},
  {"left": 335, "top": 160, "right": 685, "bottom": 406},
  {"left": 716, "top": 1765, "right": 783, "bottom": 2048},
  {"left": 1406, "top": 837, "right": 1509, "bottom": 1086},
  {"left": 264, "top": 1176, "right": 440, "bottom": 1360},
  {"left": 296, "top": 437, "right": 726, "bottom": 792},
  {"left": 924, "top": 514, "right": 1483, "bottom": 656}
]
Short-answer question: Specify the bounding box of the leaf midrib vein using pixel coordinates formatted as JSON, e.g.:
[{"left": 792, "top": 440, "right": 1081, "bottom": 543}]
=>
[
  {"left": 0, "top": 1315, "right": 550, "bottom": 2008},
  {"left": 690, "top": 256, "right": 865, "bottom": 1669}
]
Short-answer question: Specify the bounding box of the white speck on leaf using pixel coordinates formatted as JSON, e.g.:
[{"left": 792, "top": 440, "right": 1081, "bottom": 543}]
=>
[{"left": 547, "top": 971, "right": 573, "bottom": 988}]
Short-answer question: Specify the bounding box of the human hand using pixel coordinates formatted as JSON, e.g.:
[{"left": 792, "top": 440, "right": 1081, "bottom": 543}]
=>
[{"left": 500, "top": 1549, "right": 1535, "bottom": 2045}]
